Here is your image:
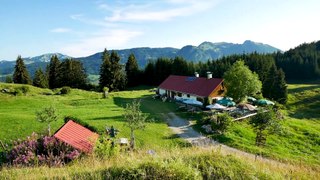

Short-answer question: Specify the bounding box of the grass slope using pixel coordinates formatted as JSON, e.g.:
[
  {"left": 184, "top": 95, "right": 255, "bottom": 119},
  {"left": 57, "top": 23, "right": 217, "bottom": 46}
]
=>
[
  {"left": 1, "top": 148, "right": 318, "bottom": 179},
  {"left": 211, "top": 84, "right": 320, "bottom": 166},
  {"left": 0, "top": 83, "right": 184, "bottom": 149}
]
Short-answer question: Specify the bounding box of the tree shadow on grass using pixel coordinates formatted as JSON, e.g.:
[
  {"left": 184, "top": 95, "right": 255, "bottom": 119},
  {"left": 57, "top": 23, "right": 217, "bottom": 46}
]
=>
[
  {"left": 288, "top": 84, "right": 320, "bottom": 94},
  {"left": 90, "top": 116, "right": 123, "bottom": 121},
  {"left": 211, "top": 134, "right": 234, "bottom": 145},
  {"left": 287, "top": 94, "right": 320, "bottom": 119}
]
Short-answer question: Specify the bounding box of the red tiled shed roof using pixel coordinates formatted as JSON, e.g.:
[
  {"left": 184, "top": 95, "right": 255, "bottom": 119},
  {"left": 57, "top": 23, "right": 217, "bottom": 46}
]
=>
[
  {"left": 54, "top": 120, "right": 99, "bottom": 153},
  {"left": 158, "top": 75, "right": 223, "bottom": 97}
]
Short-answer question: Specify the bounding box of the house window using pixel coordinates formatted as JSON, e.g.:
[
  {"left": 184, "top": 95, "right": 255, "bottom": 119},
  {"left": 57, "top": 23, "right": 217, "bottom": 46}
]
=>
[
  {"left": 178, "top": 92, "right": 182, "bottom": 97},
  {"left": 187, "top": 94, "right": 190, "bottom": 98}
]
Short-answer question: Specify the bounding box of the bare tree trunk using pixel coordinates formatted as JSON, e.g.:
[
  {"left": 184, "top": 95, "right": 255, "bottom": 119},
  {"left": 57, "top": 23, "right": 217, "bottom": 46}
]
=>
[{"left": 130, "top": 129, "right": 135, "bottom": 150}]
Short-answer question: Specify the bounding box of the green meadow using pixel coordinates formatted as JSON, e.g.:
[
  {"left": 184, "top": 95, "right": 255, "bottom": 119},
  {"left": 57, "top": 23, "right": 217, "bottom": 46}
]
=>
[
  {"left": 0, "top": 82, "right": 319, "bottom": 178},
  {"left": 0, "top": 83, "right": 184, "bottom": 150},
  {"left": 208, "top": 83, "right": 320, "bottom": 167}
]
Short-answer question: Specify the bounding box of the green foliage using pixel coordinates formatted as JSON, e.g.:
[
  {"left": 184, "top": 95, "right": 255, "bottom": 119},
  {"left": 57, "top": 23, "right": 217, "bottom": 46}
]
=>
[
  {"left": 263, "top": 64, "right": 288, "bottom": 104},
  {"left": 125, "top": 53, "right": 140, "bottom": 87},
  {"left": 13, "top": 56, "right": 32, "bottom": 84},
  {"left": 48, "top": 55, "right": 61, "bottom": 89},
  {"left": 249, "top": 108, "right": 282, "bottom": 146},
  {"left": 57, "top": 59, "right": 87, "bottom": 89},
  {"left": 35, "top": 106, "right": 59, "bottom": 135},
  {"left": 102, "top": 87, "right": 109, "bottom": 98},
  {"left": 224, "top": 60, "right": 262, "bottom": 103},
  {"left": 60, "top": 86, "right": 71, "bottom": 94},
  {"left": 5, "top": 75, "right": 13, "bottom": 83},
  {"left": 33, "top": 68, "right": 48, "bottom": 88},
  {"left": 211, "top": 113, "right": 233, "bottom": 134},
  {"left": 94, "top": 136, "right": 120, "bottom": 158},
  {"left": 275, "top": 41, "right": 320, "bottom": 80},
  {"left": 63, "top": 116, "right": 98, "bottom": 133},
  {"left": 123, "top": 99, "right": 148, "bottom": 149},
  {"left": 99, "top": 49, "right": 126, "bottom": 91}
]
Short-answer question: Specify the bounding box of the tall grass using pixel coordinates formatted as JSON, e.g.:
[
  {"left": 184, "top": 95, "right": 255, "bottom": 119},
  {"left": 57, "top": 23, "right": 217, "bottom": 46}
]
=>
[{"left": 1, "top": 147, "right": 318, "bottom": 179}]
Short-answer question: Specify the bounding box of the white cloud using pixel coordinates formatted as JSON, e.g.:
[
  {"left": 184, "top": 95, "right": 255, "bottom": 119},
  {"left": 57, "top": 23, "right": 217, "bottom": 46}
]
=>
[
  {"left": 50, "top": 28, "right": 72, "bottom": 33},
  {"left": 61, "top": 29, "right": 142, "bottom": 57},
  {"left": 105, "top": 0, "right": 219, "bottom": 22}
]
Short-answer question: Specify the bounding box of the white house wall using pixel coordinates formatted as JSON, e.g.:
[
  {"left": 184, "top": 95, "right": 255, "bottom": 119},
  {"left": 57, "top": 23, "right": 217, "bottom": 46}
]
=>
[
  {"left": 181, "top": 94, "right": 197, "bottom": 100},
  {"left": 159, "top": 89, "right": 166, "bottom": 95}
]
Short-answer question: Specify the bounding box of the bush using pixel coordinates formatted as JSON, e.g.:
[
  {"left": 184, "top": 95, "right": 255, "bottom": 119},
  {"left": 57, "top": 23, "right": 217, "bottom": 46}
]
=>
[
  {"left": 5, "top": 132, "right": 81, "bottom": 167},
  {"left": 12, "top": 86, "right": 30, "bottom": 96},
  {"left": 211, "top": 113, "right": 233, "bottom": 134},
  {"left": 60, "top": 86, "right": 71, "bottom": 94},
  {"left": 64, "top": 116, "right": 98, "bottom": 133},
  {"left": 94, "top": 136, "right": 120, "bottom": 158},
  {"left": 73, "top": 161, "right": 199, "bottom": 179}
]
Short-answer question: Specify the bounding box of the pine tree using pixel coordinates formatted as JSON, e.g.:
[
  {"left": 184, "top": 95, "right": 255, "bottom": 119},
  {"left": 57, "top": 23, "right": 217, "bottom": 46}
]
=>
[
  {"left": 57, "top": 59, "right": 87, "bottom": 88},
  {"left": 99, "top": 49, "right": 111, "bottom": 90},
  {"left": 171, "top": 57, "right": 189, "bottom": 76},
  {"left": 143, "top": 61, "right": 155, "bottom": 85},
  {"left": 48, "top": 55, "right": 61, "bottom": 89},
  {"left": 262, "top": 64, "right": 288, "bottom": 104},
  {"left": 13, "top": 56, "right": 31, "bottom": 84},
  {"left": 99, "top": 49, "right": 126, "bottom": 91},
  {"left": 125, "top": 53, "right": 140, "bottom": 87},
  {"left": 33, "top": 68, "right": 48, "bottom": 88},
  {"left": 262, "top": 64, "right": 277, "bottom": 99},
  {"left": 275, "top": 68, "right": 288, "bottom": 104},
  {"left": 109, "top": 51, "right": 126, "bottom": 91}
]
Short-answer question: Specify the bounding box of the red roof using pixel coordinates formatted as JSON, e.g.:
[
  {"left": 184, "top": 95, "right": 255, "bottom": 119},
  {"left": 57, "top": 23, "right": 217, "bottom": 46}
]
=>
[
  {"left": 54, "top": 120, "right": 99, "bottom": 153},
  {"left": 158, "top": 75, "right": 223, "bottom": 97}
]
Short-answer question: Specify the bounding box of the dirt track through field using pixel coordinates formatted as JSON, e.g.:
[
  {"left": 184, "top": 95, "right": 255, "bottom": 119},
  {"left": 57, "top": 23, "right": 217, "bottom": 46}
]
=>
[{"left": 166, "top": 112, "right": 287, "bottom": 166}]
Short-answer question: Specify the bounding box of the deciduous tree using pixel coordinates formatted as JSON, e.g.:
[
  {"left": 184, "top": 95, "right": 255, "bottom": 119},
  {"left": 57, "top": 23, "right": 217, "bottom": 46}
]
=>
[
  {"left": 249, "top": 108, "right": 282, "bottom": 146},
  {"left": 36, "top": 106, "right": 59, "bottom": 135},
  {"left": 123, "top": 100, "right": 148, "bottom": 150},
  {"left": 223, "top": 60, "right": 262, "bottom": 103}
]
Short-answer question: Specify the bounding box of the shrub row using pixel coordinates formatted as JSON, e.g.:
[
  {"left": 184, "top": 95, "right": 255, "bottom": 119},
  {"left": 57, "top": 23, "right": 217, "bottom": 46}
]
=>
[{"left": 4, "top": 132, "right": 80, "bottom": 167}]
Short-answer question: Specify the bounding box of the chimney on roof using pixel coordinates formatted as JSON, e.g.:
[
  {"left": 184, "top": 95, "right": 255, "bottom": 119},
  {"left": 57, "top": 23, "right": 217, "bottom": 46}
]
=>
[
  {"left": 207, "top": 72, "right": 212, "bottom": 79},
  {"left": 194, "top": 72, "right": 199, "bottom": 77}
]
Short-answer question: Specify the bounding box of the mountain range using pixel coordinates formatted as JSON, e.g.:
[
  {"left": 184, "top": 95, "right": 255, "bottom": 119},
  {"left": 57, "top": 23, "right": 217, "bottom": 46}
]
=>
[{"left": 0, "top": 40, "right": 279, "bottom": 78}]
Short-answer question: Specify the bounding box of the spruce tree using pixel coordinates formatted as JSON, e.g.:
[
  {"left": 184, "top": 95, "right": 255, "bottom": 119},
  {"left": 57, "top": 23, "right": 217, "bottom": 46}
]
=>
[
  {"left": 125, "top": 53, "right": 140, "bottom": 87},
  {"left": 33, "top": 68, "right": 49, "bottom": 88},
  {"left": 13, "top": 56, "right": 31, "bottom": 84},
  {"left": 57, "top": 59, "right": 87, "bottom": 88},
  {"left": 99, "top": 49, "right": 112, "bottom": 90},
  {"left": 99, "top": 49, "right": 126, "bottom": 91},
  {"left": 48, "top": 55, "right": 61, "bottom": 89},
  {"left": 262, "top": 65, "right": 288, "bottom": 104},
  {"left": 109, "top": 51, "right": 126, "bottom": 91}
]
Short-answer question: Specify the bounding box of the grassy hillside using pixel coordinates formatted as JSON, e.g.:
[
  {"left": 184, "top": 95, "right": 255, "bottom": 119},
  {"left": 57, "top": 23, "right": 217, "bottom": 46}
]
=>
[
  {"left": 1, "top": 147, "right": 318, "bottom": 179},
  {"left": 210, "top": 84, "right": 320, "bottom": 166},
  {"left": 0, "top": 83, "right": 184, "bottom": 149},
  {"left": 0, "top": 83, "right": 319, "bottom": 178}
]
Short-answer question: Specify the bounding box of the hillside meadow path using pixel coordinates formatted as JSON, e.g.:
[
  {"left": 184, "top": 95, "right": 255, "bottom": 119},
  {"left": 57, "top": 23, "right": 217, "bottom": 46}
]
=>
[{"left": 165, "top": 112, "right": 287, "bottom": 166}]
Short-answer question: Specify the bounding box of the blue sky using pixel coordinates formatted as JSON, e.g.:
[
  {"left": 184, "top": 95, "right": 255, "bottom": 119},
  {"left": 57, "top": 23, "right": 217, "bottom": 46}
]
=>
[{"left": 1, "top": 0, "right": 320, "bottom": 60}]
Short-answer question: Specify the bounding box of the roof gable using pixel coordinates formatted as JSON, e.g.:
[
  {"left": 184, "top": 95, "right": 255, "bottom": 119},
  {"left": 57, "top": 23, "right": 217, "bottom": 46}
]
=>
[
  {"left": 158, "top": 75, "right": 223, "bottom": 97},
  {"left": 54, "top": 120, "right": 99, "bottom": 153}
]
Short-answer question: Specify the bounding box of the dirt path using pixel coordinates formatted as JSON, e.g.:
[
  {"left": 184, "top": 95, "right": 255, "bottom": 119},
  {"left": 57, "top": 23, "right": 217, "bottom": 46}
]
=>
[{"left": 166, "top": 112, "right": 285, "bottom": 165}]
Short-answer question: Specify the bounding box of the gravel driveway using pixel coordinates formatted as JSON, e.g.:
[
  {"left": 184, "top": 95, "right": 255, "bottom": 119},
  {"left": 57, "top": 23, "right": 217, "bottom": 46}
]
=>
[{"left": 166, "top": 112, "right": 286, "bottom": 165}]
